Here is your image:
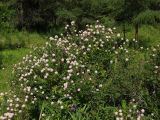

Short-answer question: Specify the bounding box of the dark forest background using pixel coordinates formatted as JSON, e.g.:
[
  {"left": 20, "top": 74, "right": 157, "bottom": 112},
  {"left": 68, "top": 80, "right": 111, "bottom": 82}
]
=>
[{"left": 1, "top": 0, "right": 160, "bottom": 33}]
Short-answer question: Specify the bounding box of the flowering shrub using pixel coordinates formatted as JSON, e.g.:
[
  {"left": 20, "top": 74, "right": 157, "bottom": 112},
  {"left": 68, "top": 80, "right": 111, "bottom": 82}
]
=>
[{"left": 0, "top": 21, "right": 160, "bottom": 119}]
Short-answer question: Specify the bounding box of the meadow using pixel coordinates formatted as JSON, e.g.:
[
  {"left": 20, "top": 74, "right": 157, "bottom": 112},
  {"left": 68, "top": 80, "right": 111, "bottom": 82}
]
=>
[{"left": 0, "top": 0, "right": 160, "bottom": 119}]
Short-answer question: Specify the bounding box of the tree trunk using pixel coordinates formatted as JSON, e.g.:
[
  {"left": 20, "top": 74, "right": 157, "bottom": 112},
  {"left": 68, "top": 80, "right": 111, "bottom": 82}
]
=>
[
  {"left": 17, "top": 0, "right": 24, "bottom": 30},
  {"left": 135, "top": 24, "right": 139, "bottom": 41},
  {"left": 123, "top": 23, "right": 126, "bottom": 40}
]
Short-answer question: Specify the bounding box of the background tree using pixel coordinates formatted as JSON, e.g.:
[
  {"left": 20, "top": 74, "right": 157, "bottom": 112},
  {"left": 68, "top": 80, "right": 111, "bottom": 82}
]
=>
[
  {"left": 16, "top": 0, "right": 57, "bottom": 31},
  {"left": 133, "top": 0, "right": 160, "bottom": 41},
  {"left": 0, "top": 0, "right": 15, "bottom": 32},
  {"left": 15, "top": 0, "right": 111, "bottom": 32},
  {"left": 1, "top": 0, "right": 159, "bottom": 34}
]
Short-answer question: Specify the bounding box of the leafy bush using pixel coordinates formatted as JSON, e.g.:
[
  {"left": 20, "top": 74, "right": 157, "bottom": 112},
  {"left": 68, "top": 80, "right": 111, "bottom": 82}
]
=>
[{"left": 0, "top": 21, "right": 160, "bottom": 119}]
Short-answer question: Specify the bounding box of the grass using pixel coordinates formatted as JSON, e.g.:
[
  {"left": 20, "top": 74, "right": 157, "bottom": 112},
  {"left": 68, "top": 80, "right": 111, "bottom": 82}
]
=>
[
  {"left": 0, "top": 31, "right": 47, "bottom": 50},
  {"left": 0, "top": 48, "right": 31, "bottom": 92},
  {"left": 0, "top": 31, "right": 47, "bottom": 92},
  {"left": 126, "top": 25, "right": 160, "bottom": 46}
]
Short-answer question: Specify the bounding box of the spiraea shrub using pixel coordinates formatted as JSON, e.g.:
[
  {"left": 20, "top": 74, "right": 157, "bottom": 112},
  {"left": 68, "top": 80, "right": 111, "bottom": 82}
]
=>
[{"left": 0, "top": 21, "right": 160, "bottom": 120}]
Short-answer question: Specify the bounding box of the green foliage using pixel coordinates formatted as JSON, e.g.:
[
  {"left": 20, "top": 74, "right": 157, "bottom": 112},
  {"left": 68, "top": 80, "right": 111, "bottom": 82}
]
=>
[
  {"left": 133, "top": 10, "right": 160, "bottom": 25},
  {"left": 100, "top": 17, "right": 115, "bottom": 27}
]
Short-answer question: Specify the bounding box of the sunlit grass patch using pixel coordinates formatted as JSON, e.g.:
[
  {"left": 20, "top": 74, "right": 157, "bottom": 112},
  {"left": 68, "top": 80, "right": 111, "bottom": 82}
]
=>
[
  {"left": 126, "top": 25, "right": 160, "bottom": 47},
  {"left": 0, "top": 31, "right": 47, "bottom": 50},
  {"left": 0, "top": 48, "right": 31, "bottom": 92}
]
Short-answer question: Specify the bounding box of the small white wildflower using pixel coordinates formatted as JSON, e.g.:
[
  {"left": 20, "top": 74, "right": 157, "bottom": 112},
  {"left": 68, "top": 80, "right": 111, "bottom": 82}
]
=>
[
  {"left": 87, "top": 69, "right": 90, "bottom": 72},
  {"left": 55, "top": 71, "right": 58, "bottom": 74},
  {"left": 60, "top": 106, "right": 64, "bottom": 109},
  {"left": 140, "top": 47, "right": 143, "bottom": 49},
  {"left": 99, "top": 84, "right": 102, "bottom": 88},
  {"left": 46, "top": 96, "right": 49, "bottom": 99},
  {"left": 126, "top": 39, "right": 129, "bottom": 42},
  {"left": 155, "top": 66, "right": 158, "bottom": 69},
  {"left": 31, "top": 101, "right": 35, "bottom": 104},
  {"left": 96, "top": 89, "right": 99, "bottom": 91},
  {"left": 116, "top": 117, "right": 120, "bottom": 120},
  {"left": 63, "top": 82, "right": 68, "bottom": 90},
  {"left": 110, "top": 60, "right": 113, "bottom": 64},
  {"left": 52, "top": 59, "right": 56, "bottom": 62},
  {"left": 71, "top": 21, "right": 75, "bottom": 25},
  {"left": 119, "top": 109, "right": 122, "bottom": 113},
  {"left": 125, "top": 58, "right": 129, "bottom": 62},
  {"left": 119, "top": 112, "right": 123, "bottom": 116},
  {"left": 114, "top": 112, "right": 118, "bottom": 115},
  {"left": 15, "top": 104, "right": 19, "bottom": 108},
  {"left": 77, "top": 88, "right": 81, "bottom": 92},
  {"left": 133, "top": 105, "right": 137, "bottom": 108},
  {"left": 115, "top": 51, "right": 118, "bottom": 54},
  {"left": 117, "top": 33, "right": 120, "bottom": 37},
  {"left": 22, "top": 104, "right": 25, "bottom": 108},
  {"left": 141, "top": 109, "right": 145, "bottom": 113},
  {"left": 49, "top": 37, "right": 54, "bottom": 41},
  {"left": 0, "top": 93, "right": 4, "bottom": 96},
  {"left": 19, "top": 110, "right": 22, "bottom": 113}
]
